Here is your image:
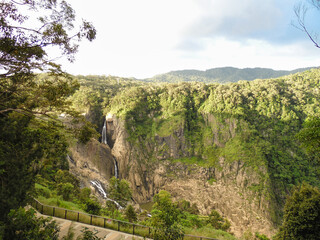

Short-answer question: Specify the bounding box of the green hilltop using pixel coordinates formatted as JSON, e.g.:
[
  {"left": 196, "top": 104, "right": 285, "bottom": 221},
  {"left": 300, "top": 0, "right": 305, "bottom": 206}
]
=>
[{"left": 144, "top": 66, "right": 315, "bottom": 83}]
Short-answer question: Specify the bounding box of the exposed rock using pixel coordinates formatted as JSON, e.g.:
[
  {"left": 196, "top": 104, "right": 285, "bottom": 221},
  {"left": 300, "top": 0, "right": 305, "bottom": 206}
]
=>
[
  {"left": 68, "top": 139, "right": 115, "bottom": 202},
  {"left": 69, "top": 114, "right": 276, "bottom": 238}
]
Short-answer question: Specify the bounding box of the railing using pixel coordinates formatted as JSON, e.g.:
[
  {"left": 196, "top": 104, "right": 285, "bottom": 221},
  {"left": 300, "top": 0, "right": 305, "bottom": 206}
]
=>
[{"left": 30, "top": 198, "right": 219, "bottom": 240}]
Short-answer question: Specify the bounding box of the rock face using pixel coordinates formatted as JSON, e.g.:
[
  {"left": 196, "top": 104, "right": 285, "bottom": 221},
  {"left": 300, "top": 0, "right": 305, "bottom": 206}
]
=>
[
  {"left": 102, "top": 114, "right": 276, "bottom": 238},
  {"left": 68, "top": 139, "right": 115, "bottom": 201},
  {"left": 67, "top": 114, "right": 276, "bottom": 237}
]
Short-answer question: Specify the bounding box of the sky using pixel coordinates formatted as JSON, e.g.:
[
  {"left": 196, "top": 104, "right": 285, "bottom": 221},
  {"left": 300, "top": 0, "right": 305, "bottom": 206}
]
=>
[{"left": 58, "top": 0, "right": 320, "bottom": 79}]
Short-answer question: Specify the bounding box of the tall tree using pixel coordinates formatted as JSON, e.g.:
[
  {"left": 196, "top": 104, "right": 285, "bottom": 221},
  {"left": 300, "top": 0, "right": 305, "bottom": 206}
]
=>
[
  {"left": 0, "top": 0, "right": 96, "bottom": 224},
  {"left": 274, "top": 183, "right": 320, "bottom": 240},
  {"left": 150, "top": 190, "right": 184, "bottom": 240}
]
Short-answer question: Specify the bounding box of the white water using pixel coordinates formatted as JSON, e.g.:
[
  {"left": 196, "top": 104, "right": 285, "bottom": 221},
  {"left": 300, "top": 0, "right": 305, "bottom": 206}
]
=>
[
  {"left": 101, "top": 119, "right": 107, "bottom": 145},
  {"left": 90, "top": 180, "right": 107, "bottom": 198},
  {"left": 67, "top": 154, "right": 75, "bottom": 164},
  {"left": 89, "top": 180, "right": 123, "bottom": 209},
  {"left": 114, "top": 157, "right": 119, "bottom": 179}
]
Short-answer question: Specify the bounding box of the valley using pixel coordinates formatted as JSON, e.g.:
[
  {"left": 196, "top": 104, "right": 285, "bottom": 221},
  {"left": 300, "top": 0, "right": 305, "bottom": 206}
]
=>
[{"left": 64, "top": 67, "right": 320, "bottom": 238}]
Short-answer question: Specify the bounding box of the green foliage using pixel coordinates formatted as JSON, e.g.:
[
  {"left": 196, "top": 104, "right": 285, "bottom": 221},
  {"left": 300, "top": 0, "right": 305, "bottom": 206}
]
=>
[
  {"left": 0, "top": 114, "right": 70, "bottom": 222},
  {"left": 208, "top": 209, "right": 231, "bottom": 231},
  {"left": 107, "top": 177, "right": 132, "bottom": 208},
  {"left": 177, "top": 199, "right": 199, "bottom": 215},
  {"left": 150, "top": 190, "right": 184, "bottom": 240},
  {"left": 255, "top": 232, "right": 270, "bottom": 240},
  {"left": 274, "top": 183, "right": 320, "bottom": 240},
  {"left": 0, "top": 0, "right": 96, "bottom": 226},
  {"left": 146, "top": 67, "right": 312, "bottom": 84},
  {"left": 125, "top": 204, "right": 137, "bottom": 223},
  {"left": 57, "top": 182, "right": 74, "bottom": 201},
  {"left": 296, "top": 116, "right": 320, "bottom": 160},
  {"left": 84, "top": 199, "right": 101, "bottom": 215},
  {"left": 79, "top": 187, "right": 91, "bottom": 203},
  {"left": 107, "top": 68, "right": 320, "bottom": 223},
  {"left": 0, "top": 208, "right": 59, "bottom": 240},
  {"left": 76, "top": 227, "right": 102, "bottom": 240}
]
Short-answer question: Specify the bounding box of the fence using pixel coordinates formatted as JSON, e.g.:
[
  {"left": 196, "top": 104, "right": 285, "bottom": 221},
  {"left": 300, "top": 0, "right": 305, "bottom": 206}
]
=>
[{"left": 31, "top": 198, "right": 219, "bottom": 240}]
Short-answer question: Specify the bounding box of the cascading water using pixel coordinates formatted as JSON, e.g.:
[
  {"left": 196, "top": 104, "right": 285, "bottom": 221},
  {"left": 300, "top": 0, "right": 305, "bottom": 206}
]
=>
[
  {"left": 101, "top": 116, "right": 119, "bottom": 179},
  {"left": 101, "top": 119, "right": 107, "bottom": 145},
  {"left": 67, "top": 154, "right": 75, "bottom": 165},
  {"left": 90, "top": 180, "right": 107, "bottom": 198},
  {"left": 89, "top": 180, "right": 123, "bottom": 209},
  {"left": 114, "top": 157, "right": 119, "bottom": 179}
]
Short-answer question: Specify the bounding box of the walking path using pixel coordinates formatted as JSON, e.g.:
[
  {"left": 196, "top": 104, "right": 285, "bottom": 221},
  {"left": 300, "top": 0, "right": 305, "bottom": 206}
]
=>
[{"left": 36, "top": 211, "right": 148, "bottom": 240}]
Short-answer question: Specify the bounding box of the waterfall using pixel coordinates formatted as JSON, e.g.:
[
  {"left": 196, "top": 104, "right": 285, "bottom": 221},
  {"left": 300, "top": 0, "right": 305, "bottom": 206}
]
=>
[
  {"left": 90, "top": 180, "right": 107, "bottom": 198},
  {"left": 101, "top": 119, "right": 107, "bottom": 145},
  {"left": 89, "top": 180, "right": 123, "bottom": 209},
  {"left": 66, "top": 154, "right": 75, "bottom": 165},
  {"left": 114, "top": 157, "right": 119, "bottom": 179}
]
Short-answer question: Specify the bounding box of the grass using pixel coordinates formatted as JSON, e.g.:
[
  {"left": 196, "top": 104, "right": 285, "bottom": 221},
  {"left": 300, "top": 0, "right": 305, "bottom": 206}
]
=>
[
  {"left": 184, "top": 226, "right": 238, "bottom": 240},
  {"left": 172, "top": 156, "right": 207, "bottom": 167}
]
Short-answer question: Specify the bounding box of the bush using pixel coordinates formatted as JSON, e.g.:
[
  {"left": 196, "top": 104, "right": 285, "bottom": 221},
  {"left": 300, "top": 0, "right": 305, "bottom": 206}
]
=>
[
  {"left": 84, "top": 199, "right": 101, "bottom": 215},
  {"left": 1, "top": 208, "right": 60, "bottom": 240},
  {"left": 208, "top": 209, "right": 231, "bottom": 231},
  {"left": 274, "top": 183, "right": 320, "bottom": 240},
  {"left": 125, "top": 205, "right": 137, "bottom": 223}
]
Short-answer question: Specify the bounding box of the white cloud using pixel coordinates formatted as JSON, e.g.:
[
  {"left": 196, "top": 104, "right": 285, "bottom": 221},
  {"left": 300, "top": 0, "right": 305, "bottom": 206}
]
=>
[{"left": 58, "top": 0, "right": 319, "bottom": 78}]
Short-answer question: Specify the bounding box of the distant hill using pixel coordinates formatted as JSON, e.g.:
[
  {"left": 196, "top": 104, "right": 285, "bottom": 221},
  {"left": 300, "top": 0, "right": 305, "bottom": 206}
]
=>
[{"left": 145, "top": 66, "right": 316, "bottom": 83}]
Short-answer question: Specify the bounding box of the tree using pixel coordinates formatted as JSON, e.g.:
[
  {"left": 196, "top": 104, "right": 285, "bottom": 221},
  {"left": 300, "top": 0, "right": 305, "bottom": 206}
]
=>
[
  {"left": 294, "top": 0, "right": 320, "bottom": 48},
  {"left": 84, "top": 198, "right": 101, "bottom": 215},
  {"left": 0, "top": 207, "right": 60, "bottom": 240},
  {"left": 0, "top": 0, "right": 96, "bottom": 224},
  {"left": 274, "top": 183, "right": 320, "bottom": 240},
  {"left": 296, "top": 116, "right": 320, "bottom": 161},
  {"left": 150, "top": 190, "right": 184, "bottom": 240},
  {"left": 125, "top": 204, "right": 137, "bottom": 223},
  {"left": 107, "top": 176, "right": 132, "bottom": 208}
]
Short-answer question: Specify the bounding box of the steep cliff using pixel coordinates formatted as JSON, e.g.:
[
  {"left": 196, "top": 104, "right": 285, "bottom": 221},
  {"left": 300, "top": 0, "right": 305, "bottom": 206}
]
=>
[
  {"left": 106, "top": 113, "right": 275, "bottom": 237},
  {"left": 68, "top": 69, "right": 320, "bottom": 238}
]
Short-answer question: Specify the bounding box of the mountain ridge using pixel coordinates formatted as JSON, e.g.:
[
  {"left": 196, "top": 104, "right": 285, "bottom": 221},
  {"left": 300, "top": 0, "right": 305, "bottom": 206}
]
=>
[{"left": 145, "top": 66, "right": 316, "bottom": 83}]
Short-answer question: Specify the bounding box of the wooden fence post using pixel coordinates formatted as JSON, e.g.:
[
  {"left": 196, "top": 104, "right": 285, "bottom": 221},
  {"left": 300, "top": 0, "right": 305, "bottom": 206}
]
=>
[
  {"left": 53, "top": 207, "right": 55, "bottom": 217},
  {"left": 104, "top": 218, "right": 106, "bottom": 228},
  {"left": 118, "top": 221, "right": 120, "bottom": 231},
  {"left": 64, "top": 210, "right": 67, "bottom": 219},
  {"left": 90, "top": 215, "right": 92, "bottom": 225},
  {"left": 77, "top": 212, "right": 80, "bottom": 222},
  {"left": 132, "top": 225, "right": 135, "bottom": 235}
]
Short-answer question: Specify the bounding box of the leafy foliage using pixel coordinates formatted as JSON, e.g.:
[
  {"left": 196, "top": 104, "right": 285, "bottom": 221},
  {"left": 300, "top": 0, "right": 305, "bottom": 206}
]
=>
[
  {"left": 0, "top": 208, "right": 60, "bottom": 240},
  {"left": 146, "top": 67, "right": 313, "bottom": 84},
  {"left": 0, "top": 0, "right": 96, "bottom": 226},
  {"left": 107, "top": 177, "right": 132, "bottom": 208},
  {"left": 296, "top": 116, "right": 320, "bottom": 160},
  {"left": 106, "top": 68, "right": 320, "bottom": 223},
  {"left": 208, "top": 209, "right": 231, "bottom": 231},
  {"left": 76, "top": 227, "right": 102, "bottom": 240},
  {"left": 150, "top": 190, "right": 184, "bottom": 240},
  {"left": 274, "top": 183, "right": 320, "bottom": 240},
  {"left": 125, "top": 204, "right": 137, "bottom": 223}
]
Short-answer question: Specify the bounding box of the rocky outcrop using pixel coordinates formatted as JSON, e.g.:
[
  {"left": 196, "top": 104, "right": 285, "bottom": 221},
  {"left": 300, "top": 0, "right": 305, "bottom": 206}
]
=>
[
  {"left": 68, "top": 114, "right": 275, "bottom": 237},
  {"left": 68, "top": 139, "right": 115, "bottom": 202},
  {"left": 103, "top": 114, "right": 276, "bottom": 238}
]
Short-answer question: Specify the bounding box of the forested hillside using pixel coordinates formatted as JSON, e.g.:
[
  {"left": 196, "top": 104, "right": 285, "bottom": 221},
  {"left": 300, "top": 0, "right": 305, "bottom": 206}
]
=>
[
  {"left": 146, "top": 67, "right": 314, "bottom": 83},
  {"left": 105, "top": 68, "right": 320, "bottom": 223}
]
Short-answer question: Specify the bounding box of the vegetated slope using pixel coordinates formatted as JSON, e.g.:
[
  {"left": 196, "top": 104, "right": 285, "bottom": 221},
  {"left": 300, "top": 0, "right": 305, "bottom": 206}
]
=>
[
  {"left": 106, "top": 68, "right": 320, "bottom": 235},
  {"left": 146, "top": 66, "right": 315, "bottom": 83}
]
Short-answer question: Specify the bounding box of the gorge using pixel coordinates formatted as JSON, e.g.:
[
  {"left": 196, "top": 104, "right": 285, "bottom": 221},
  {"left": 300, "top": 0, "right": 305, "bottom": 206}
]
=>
[{"left": 66, "top": 68, "right": 320, "bottom": 238}]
